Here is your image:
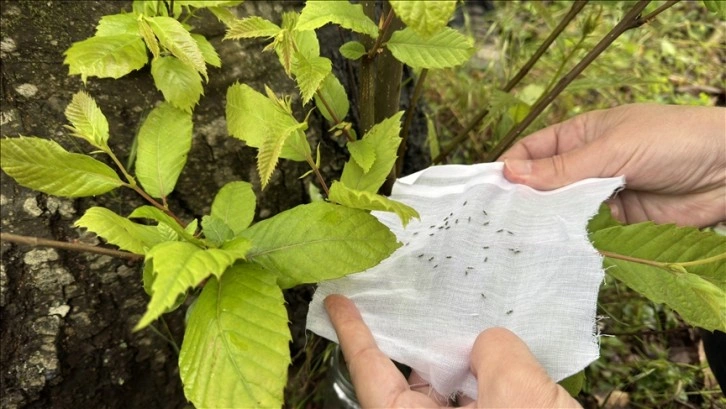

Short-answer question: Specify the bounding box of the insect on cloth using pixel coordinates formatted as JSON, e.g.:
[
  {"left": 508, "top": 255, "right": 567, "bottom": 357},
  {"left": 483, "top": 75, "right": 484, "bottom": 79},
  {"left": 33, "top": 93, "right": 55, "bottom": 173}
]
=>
[{"left": 306, "top": 162, "right": 624, "bottom": 399}]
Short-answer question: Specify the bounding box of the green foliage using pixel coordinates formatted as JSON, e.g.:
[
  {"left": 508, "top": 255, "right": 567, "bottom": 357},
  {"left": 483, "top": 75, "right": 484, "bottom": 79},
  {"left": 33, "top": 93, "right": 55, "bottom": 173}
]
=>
[
  {"left": 591, "top": 221, "right": 726, "bottom": 332},
  {"left": 179, "top": 266, "right": 291, "bottom": 409},
  {"left": 314, "top": 74, "right": 349, "bottom": 123},
  {"left": 145, "top": 16, "right": 208, "bottom": 80},
  {"left": 0, "top": 137, "right": 124, "bottom": 197},
  {"left": 135, "top": 102, "right": 193, "bottom": 198},
  {"left": 63, "top": 34, "right": 148, "bottom": 83},
  {"left": 292, "top": 54, "right": 332, "bottom": 104},
  {"left": 210, "top": 181, "right": 256, "bottom": 236},
  {"left": 297, "top": 0, "right": 379, "bottom": 38},
  {"left": 341, "top": 111, "right": 404, "bottom": 192},
  {"left": 151, "top": 56, "right": 204, "bottom": 112},
  {"left": 136, "top": 239, "right": 251, "bottom": 330},
  {"left": 225, "top": 16, "right": 282, "bottom": 39},
  {"left": 240, "top": 202, "right": 401, "bottom": 289},
  {"left": 128, "top": 206, "right": 202, "bottom": 245},
  {"left": 339, "top": 41, "right": 366, "bottom": 60},
  {"left": 389, "top": 0, "right": 457, "bottom": 38},
  {"left": 75, "top": 207, "right": 166, "bottom": 255},
  {"left": 702, "top": 0, "right": 726, "bottom": 18},
  {"left": 387, "top": 27, "right": 475, "bottom": 69},
  {"left": 64, "top": 91, "right": 111, "bottom": 150},
  {"left": 328, "top": 181, "right": 419, "bottom": 227},
  {"left": 558, "top": 371, "right": 585, "bottom": 397}
]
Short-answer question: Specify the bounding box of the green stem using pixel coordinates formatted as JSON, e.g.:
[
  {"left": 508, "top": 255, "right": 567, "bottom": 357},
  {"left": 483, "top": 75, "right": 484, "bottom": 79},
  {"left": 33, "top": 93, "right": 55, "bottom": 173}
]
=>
[
  {"left": 433, "top": 0, "right": 589, "bottom": 164},
  {"left": 314, "top": 89, "right": 354, "bottom": 142},
  {"left": 306, "top": 156, "right": 329, "bottom": 196},
  {"left": 599, "top": 250, "right": 725, "bottom": 271},
  {"left": 677, "top": 252, "right": 726, "bottom": 267},
  {"left": 0, "top": 232, "right": 144, "bottom": 261}
]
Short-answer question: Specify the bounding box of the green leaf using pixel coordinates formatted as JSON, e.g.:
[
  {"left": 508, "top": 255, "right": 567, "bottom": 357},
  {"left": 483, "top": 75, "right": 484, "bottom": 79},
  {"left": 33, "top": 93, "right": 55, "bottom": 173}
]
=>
[
  {"left": 146, "top": 16, "right": 207, "bottom": 80},
  {"left": 0, "top": 137, "right": 124, "bottom": 197},
  {"left": 315, "top": 74, "right": 349, "bottom": 123},
  {"left": 151, "top": 56, "right": 204, "bottom": 112},
  {"left": 202, "top": 215, "right": 235, "bottom": 246},
  {"left": 591, "top": 223, "right": 726, "bottom": 332},
  {"left": 241, "top": 202, "right": 400, "bottom": 289},
  {"left": 341, "top": 111, "right": 403, "bottom": 192},
  {"left": 386, "top": 27, "right": 474, "bottom": 69},
  {"left": 346, "top": 137, "right": 376, "bottom": 174},
  {"left": 328, "top": 181, "right": 419, "bottom": 227},
  {"left": 64, "top": 91, "right": 110, "bottom": 150},
  {"left": 389, "top": 1, "right": 457, "bottom": 38},
  {"left": 191, "top": 33, "right": 221, "bottom": 68},
  {"left": 138, "top": 18, "right": 161, "bottom": 58},
  {"left": 129, "top": 206, "right": 202, "bottom": 245},
  {"left": 225, "top": 16, "right": 281, "bottom": 40},
  {"left": 179, "top": 265, "right": 290, "bottom": 408},
  {"left": 209, "top": 6, "right": 238, "bottom": 27},
  {"left": 558, "top": 371, "right": 585, "bottom": 397},
  {"left": 75, "top": 207, "right": 166, "bottom": 255},
  {"left": 297, "top": 0, "right": 378, "bottom": 38},
  {"left": 703, "top": 0, "right": 726, "bottom": 18},
  {"left": 96, "top": 13, "right": 141, "bottom": 37},
  {"left": 135, "top": 102, "right": 192, "bottom": 198},
  {"left": 292, "top": 53, "right": 331, "bottom": 104},
  {"left": 426, "top": 114, "right": 440, "bottom": 159},
  {"left": 256, "top": 117, "right": 308, "bottom": 189},
  {"left": 176, "top": 0, "right": 243, "bottom": 7},
  {"left": 211, "top": 181, "right": 256, "bottom": 235},
  {"left": 339, "top": 40, "right": 366, "bottom": 60},
  {"left": 64, "top": 35, "right": 148, "bottom": 83},
  {"left": 135, "top": 239, "right": 251, "bottom": 330},
  {"left": 226, "top": 83, "right": 310, "bottom": 163}
]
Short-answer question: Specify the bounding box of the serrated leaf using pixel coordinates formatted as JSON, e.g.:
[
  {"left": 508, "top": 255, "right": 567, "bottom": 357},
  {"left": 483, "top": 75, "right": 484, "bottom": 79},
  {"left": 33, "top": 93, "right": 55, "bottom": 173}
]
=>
[
  {"left": 226, "top": 83, "right": 310, "bottom": 162},
  {"left": 591, "top": 223, "right": 726, "bottom": 332},
  {"left": 146, "top": 16, "right": 207, "bottom": 80},
  {"left": 75, "top": 207, "right": 166, "bottom": 255},
  {"left": 135, "top": 102, "right": 192, "bottom": 198},
  {"left": 256, "top": 120, "right": 305, "bottom": 189},
  {"left": 138, "top": 17, "right": 161, "bottom": 58},
  {"left": 179, "top": 265, "right": 290, "bottom": 408},
  {"left": 297, "top": 1, "right": 378, "bottom": 38},
  {"left": 328, "top": 181, "right": 419, "bottom": 227},
  {"left": 315, "top": 74, "right": 349, "bottom": 123},
  {"left": 211, "top": 181, "right": 256, "bottom": 235},
  {"left": 0, "top": 137, "right": 124, "bottom": 197},
  {"left": 292, "top": 53, "right": 331, "bottom": 104},
  {"left": 202, "top": 215, "right": 235, "bottom": 246},
  {"left": 346, "top": 137, "right": 376, "bottom": 173},
  {"left": 151, "top": 56, "right": 204, "bottom": 112},
  {"left": 64, "top": 34, "right": 148, "bottom": 83},
  {"left": 96, "top": 13, "right": 141, "bottom": 37},
  {"left": 156, "top": 222, "right": 179, "bottom": 242},
  {"left": 135, "top": 239, "right": 251, "bottom": 329},
  {"left": 386, "top": 27, "right": 474, "bottom": 69},
  {"left": 339, "top": 40, "right": 366, "bottom": 60},
  {"left": 129, "top": 206, "right": 203, "bottom": 246},
  {"left": 132, "top": 0, "right": 182, "bottom": 17},
  {"left": 64, "top": 91, "right": 110, "bottom": 150},
  {"left": 341, "top": 112, "right": 403, "bottom": 192},
  {"left": 389, "top": 1, "right": 457, "bottom": 38},
  {"left": 241, "top": 202, "right": 400, "bottom": 289},
  {"left": 185, "top": 218, "right": 199, "bottom": 236},
  {"left": 225, "top": 16, "right": 281, "bottom": 40},
  {"left": 191, "top": 33, "right": 221, "bottom": 68},
  {"left": 209, "top": 6, "right": 238, "bottom": 27}
]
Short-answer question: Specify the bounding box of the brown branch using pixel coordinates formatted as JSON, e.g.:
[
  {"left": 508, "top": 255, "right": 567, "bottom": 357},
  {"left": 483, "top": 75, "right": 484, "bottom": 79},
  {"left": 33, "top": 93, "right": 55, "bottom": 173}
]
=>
[
  {"left": 485, "top": 0, "right": 680, "bottom": 161},
  {"left": 395, "top": 68, "right": 428, "bottom": 177},
  {"left": 366, "top": 8, "right": 395, "bottom": 59},
  {"left": 1, "top": 232, "right": 143, "bottom": 261},
  {"left": 434, "top": 0, "right": 589, "bottom": 163}
]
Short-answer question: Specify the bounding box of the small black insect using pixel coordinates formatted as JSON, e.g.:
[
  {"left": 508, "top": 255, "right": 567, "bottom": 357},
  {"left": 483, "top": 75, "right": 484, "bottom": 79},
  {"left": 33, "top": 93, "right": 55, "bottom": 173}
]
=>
[
  {"left": 506, "top": 310, "right": 513, "bottom": 315},
  {"left": 481, "top": 293, "right": 486, "bottom": 299},
  {"left": 429, "top": 233, "right": 434, "bottom": 236},
  {"left": 506, "top": 230, "right": 514, "bottom": 235},
  {"left": 450, "top": 212, "right": 454, "bottom": 216},
  {"left": 482, "top": 221, "right": 490, "bottom": 226},
  {"left": 445, "top": 226, "right": 451, "bottom": 230},
  {"left": 433, "top": 264, "right": 438, "bottom": 268},
  {"left": 428, "top": 256, "right": 434, "bottom": 262},
  {"left": 455, "top": 219, "right": 459, "bottom": 224},
  {"left": 468, "top": 216, "right": 471, "bottom": 223},
  {"left": 482, "top": 246, "right": 489, "bottom": 249},
  {"left": 429, "top": 225, "right": 436, "bottom": 229},
  {"left": 466, "top": 266, "right": 474, "bottom": 270},
  {"left": 484, "top": 256, "right": 488, "bottom": 262},
  {"left": 496, "top": 229, "right": 504, "bottom": 233},
  {"left": 417, "top": 254, "right": 424, "bottom": 258},
  {"left": 446, "top": 256, "right": 452, "bottom": 259},
  {"left": 482, "top": 210, "right": 488, "bottom": 216},
  {"left": 463, "top": 201, "right": 468, "bottom": 206},
  {"left": 413, "top": 232, "right": 419, "bottom": 236},
  {"left": 438, "top": 226, "right": 444, "bottom": 230}
]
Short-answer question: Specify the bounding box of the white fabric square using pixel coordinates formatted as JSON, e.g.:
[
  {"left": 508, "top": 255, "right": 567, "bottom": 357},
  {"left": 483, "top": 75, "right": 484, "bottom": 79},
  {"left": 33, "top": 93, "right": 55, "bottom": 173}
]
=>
[{"left": 306, "top": 163, "right": 624, "bottom": 399}]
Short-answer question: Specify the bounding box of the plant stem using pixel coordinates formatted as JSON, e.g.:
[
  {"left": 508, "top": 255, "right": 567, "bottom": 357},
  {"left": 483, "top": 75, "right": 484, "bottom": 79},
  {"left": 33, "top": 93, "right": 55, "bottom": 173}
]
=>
[
  {"left": 306, "top": 157, "right": 330, "bottom": 196},
  {"left": 1, "top": 232, "right": 143, "bottom": 261},
  {"left": 598, "top": 249, "right": 724, "bottom": 271},
  {"left": 433, "top": 0, "right": 589, "bottom": 164},
  {"left": 485, "top": 0, "right": 679, "bottom": 161},
  {"left": 359, "top": 1, "right": 377, "bottom": 135},
  {"left": 314, "top": 90, "right": 354, "bottom": 142},
  {"left": 366, "top": 8, "right": 395, "bottom": 59}
]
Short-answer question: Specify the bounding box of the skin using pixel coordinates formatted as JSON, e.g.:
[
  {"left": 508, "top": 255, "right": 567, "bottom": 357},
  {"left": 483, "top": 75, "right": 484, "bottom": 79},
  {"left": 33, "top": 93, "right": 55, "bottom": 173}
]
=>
[
  {"left": 499, "top": 104, "right": 726, "bottom": 227},
  {"left": 325, "top": 295, "right": 580, "bottom": 408}
]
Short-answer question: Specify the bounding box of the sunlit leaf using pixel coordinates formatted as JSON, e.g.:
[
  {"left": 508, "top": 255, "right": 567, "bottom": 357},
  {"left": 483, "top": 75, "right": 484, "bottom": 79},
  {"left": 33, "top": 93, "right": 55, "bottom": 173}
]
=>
[
  {"left": 75, "top": 207, "right": 166, "bottom": 254},
  {"left": 292, "top": 53, "right": 331, "bottom": 104},
  {"left": 225, "top": 16, "right": 281, "bottom": 39},
  {"left": 64, "top": 34, "right": 148, "bottom": 83},
  {"left": 314, "top": 73, "right": 349, "bottom": 123},
  {"left": 191, "top": 33, "right": 221, "bottom": 67},
  {"left": 328, "top": 181, "right": 419, "bottom": 227},
  {"left": 241, "top": 202, "right": 400, "bottom": 289},
  {"left": 179, "top": 265, "right": 290, "bottom": 408},
  {"left": 146, "top": 16, "right": 207, "bottom": 79},
  {"left": 386, "top": 27, "right": 474, "bottom": 69},
  {"left": 211, "top": 181, "right": 256, "bottom": 235},
  {"left": 339, "top": 40, "right": 366, "bottom": 60},
  {"left": 0, "top": 137, "right": 123, "bottom": 197},
  {"left": 151, "top": 56, "right": 204, "bottom": 112},
  {"left": 64, "top": 91, "right": 110, "bottom": 150},
  {"left": 389, "top": 1, "right": 457, "bottom": 38},
  {"left": 95, "top": 13, "right": 140, "bottom": 37},
  {"left": 297, "top": 0, "right": 378, "bottom": 38}
]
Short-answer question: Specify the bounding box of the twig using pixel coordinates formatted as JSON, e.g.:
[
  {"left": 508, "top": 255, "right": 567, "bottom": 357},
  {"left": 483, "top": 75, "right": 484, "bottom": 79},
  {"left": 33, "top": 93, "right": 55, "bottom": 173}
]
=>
[
  {"left": 485, "top": 0, "right": 680, "bottom": 161},
  {"left": 366, "top": 8, "right": 395, "bottom": 59},
  {"left": 314, "top": 89, "right": 354, "bottom": 142},
  {"left": 1, "top": 232, "right": 143, "bottom": 261},
  {"left": 306, "top": 157, "right": 330, "bottom": 196},
  {"left": 395, "top": 68, "right": 428, "bottom": 177},
  {"left": 433, "top": 0, "right": 589, "bottom": 163}
]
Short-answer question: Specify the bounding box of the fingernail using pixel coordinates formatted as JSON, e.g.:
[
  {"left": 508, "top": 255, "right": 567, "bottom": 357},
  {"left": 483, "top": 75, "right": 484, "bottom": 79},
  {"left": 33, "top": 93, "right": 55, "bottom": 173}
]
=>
[{"left": 504, "top": 159, "right": 531, "bottom": 177}]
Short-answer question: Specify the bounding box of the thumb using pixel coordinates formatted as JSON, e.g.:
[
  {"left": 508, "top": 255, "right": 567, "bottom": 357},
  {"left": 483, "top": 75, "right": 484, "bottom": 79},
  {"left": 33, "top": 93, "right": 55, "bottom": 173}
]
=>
[
  {"left": 502, "top": 143, "right": 610, "bottom": 190},
  {"left": 471, "top": 328, "right": 581, "bottom": 408}
]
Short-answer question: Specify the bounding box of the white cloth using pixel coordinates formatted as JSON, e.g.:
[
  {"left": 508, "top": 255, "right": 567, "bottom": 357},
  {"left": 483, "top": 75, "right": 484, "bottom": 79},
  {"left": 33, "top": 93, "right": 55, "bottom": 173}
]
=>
[{"left": 306, "top": 163, "right": 624, "bottom": 399}]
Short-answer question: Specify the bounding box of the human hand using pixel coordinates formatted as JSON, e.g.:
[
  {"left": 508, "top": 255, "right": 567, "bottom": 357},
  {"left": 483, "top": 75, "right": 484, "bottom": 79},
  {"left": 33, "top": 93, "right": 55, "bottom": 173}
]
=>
[
  {"left": 499, "top": 104, "right": 726, "bottom": 227},
  {"left": 324, "top": 294, "right": 581, "bottom": 408}
]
